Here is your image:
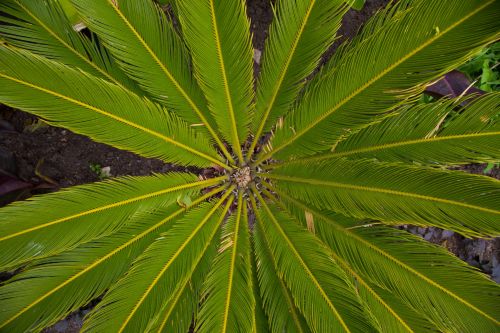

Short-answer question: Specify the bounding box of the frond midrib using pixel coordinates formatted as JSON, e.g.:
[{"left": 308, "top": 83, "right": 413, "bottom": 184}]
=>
[
  {"left": 261, "top": 173, "right": 500, "bottom": 215},
  {"left": 0, "top": 72, "right": 228, "bottom": 169},
  {"left": 255, "top": 0, "right": 496, "bottom": 164},
  {"left": 248, "top": 0, "right": 317, "bottom": 159},
  {"left": 263, "top": 188, "right": 413, "bottom": 333},
  {"left": 0, "top": 176, "right": 226, "bottom": 243},
  {"left": 208, "top": 0, "right": 244, "bottom": 162},
  {"left": 284, "top": 131, "right": 500, "bottom": 164},
  {"left": 15, "top": 0, "right": 125, "bottom": 88},
  {"left": 268, "top": 184, "right": 500, "bottom": 325},
  {"left": 0, "top": 186, "right": 228, "bottom": 329},
  {"left": 105, "top": 0, "right": 234, "bottom": 163},
  {"left": 252, "top": 188, "right": 352, "bottom": 333},
  {"left": 117, "top": 190, "right": 234, "bottom": 333}
]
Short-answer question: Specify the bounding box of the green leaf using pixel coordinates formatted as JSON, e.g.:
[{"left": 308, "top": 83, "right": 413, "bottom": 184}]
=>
[
  {"left": 0, "top": 173, "right": 223, "bottom": 270},
  {"left": 177, "top": 0, "right": 254, "bottom": 162},
  {"left": 250, "top": 0, "right": 348, "bottom": 155},
  {"left": 0, "top": 203, "right": 182, "bottom": 333},
  {"left": 196, "top": 193, "right": 254, "bottom": 333},
  {"left": 250, "top": 232, "right": 271, "bottom": 333},
  {"left": 70, "top": 0, "right": 205, "bottom": 124},
  {"left": 259, "top": 0, "right": 500, "bottom": 163},
  {"left": 272, "top": 188, "right": 500, "bottom": 332},
  {"left": 0, "top": 46, "right": 226, "bottom": 169},
  {"left": 284, "top": 93, "right": 500, "bottom": 166},
  {"left": 253, "top": 217, "right": 310, "bottom": 333},
  {"left": 265, "top": 158, "right": 500, "bottom": 237},
  {"left": 0, "top": 0, "right": 140, "bottom": 93},
  {"left": 81, "top": 194, "right": 233, "bottom": 333},
  {"left": 251, "top": 193, "right": 378, "bottom": 333}
]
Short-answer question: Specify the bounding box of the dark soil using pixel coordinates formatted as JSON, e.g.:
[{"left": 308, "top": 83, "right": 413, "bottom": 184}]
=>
[{"left": 1, "top": 0, "right": 498, "bottom": 332}]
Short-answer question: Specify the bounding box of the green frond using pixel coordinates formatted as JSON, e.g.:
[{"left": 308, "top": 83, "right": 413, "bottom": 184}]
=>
[
  {"left": 81, "top": 191, "right": 234, "bottom": 333},
  {"left": 70, "top": 0, "right": 205, "bottom": 125},
  {"left": 285, "top": 93, "right": 500, "bottom": 166},
  {"left": 270, "top": 188, "right": 500, "bottom": 332},
  {"left": 0, "top": 186, "right": 227, "bottom": 333},
  {"left": 263, "top": 189, "right": 437, "bottom": 333},
  {"left": 359, "top": 284, "right": 442, "bottom": 333},
  {"left": 253, "top": 216, "right": 310, "bottom": 333},
  {"left": 258, "top": 0, "right": 500, "bottom": 163},
  {"left": 196, "top": 193, "right": 254, "bottom": 333},
  {"left": 250, "top": 191, "right": 378, "bottom": 333},
  {"left": 0, "top": 46, "right": 227, "bottom": 169},
  {"left": 249, "top": 0, "right": 349, "bottom": 156},
  {"left": 151, "top": 224, "right": 219, "bottom": 333},
  {"left": 0, "top": 0, "right": 140, "bottom": 93},
  {"left": 263, "top": 158, "right": 500, "bottom": 237},
  {"left": 250, "top": 230, "right": 271, "bottom": 333},
  {"left": 0, "top": 203, "right": 182, "bottom": 333},
  {"left": 177, "top": 0, "right": 254, "bottom": 162},
  {"left": 0, "top": 172, "right": 223, "bottom": 270}
]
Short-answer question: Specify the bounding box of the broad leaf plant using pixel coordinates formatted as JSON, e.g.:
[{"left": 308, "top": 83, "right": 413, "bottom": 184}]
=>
[{"left": 0, "top": 0, "right": 499, "bottom": 332}]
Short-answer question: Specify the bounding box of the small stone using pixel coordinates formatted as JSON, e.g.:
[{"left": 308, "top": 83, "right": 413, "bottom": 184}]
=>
[
  {"left": 441, "top": 230, "right": 454, "bottom": 239},
  {"left": 417, "top": 227, "right": 426, "bottom": 235},
  {"left": 54, "top": 320, "right": 68, "bottom": 332},
  {"left": 253, "top": 49, "right": 262, "bottom": 64}
]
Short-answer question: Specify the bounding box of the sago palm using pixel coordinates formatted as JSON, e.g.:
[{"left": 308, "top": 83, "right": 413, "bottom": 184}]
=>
[{"left": 0, "top": 0, "right": 499, "bottom": 332}]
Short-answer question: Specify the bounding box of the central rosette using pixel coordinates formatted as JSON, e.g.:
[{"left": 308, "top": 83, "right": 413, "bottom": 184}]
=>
[{"left": 231, "top": 166, "right": 253, "bottom": 189}]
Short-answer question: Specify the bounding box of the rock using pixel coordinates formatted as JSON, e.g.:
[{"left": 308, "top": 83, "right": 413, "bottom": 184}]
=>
[
  {"left": 253, "top": 49, "right": 262, "bottom": 64},
  {"left": 441, "top": 230, "right": 454, "bottom": 239}
]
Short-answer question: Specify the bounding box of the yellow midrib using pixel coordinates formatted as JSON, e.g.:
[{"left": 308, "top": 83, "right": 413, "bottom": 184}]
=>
[
  {"left": 0, "top": 176, "right": 225, "bottom": 243},
  {"left": 221, "top": 193, "right": 243, "bottom": 332},
  {"left": 257, "top": 1, "right": 495, "bottom": 163},
  {"left": 254, "top": 190, "right": 351, "bottom": 333},
  {"left": 331, "top": 251, "right": 414, "bottom": 333},
  {"left": 208, "top": 0, "right": 243, "bottom": 162},
  {"left": 269, "top": 185, "right": 500, "bottom": 325},
  {"left": 250, "top": 0, "right": 316, "bottom": 157},
  {"left": 117, "top": 190, "right": 234, "bottom": 333},
  {"left": 299, "top": 131, "right": 500, "bottom": 162},
  {"left": 16, "top": 1, "right": 125, "bottom": 89},
  {"left": 0, "top": 186, "right": 227, "bottom": 329},
  {"left": 262, "top": 173, "right": 500, "bottom": 215},
  {"left": 105, "top": 0, "right": 234, "bottom": 164},
  {"left": 0, "top": 72, "right": 227, "bottom": 169},
  {"left": 254, "top": 219, "right": 306, "bottom": 333},
  {"left": 155, "top": 198, "right": 232, "bottom": 333}
]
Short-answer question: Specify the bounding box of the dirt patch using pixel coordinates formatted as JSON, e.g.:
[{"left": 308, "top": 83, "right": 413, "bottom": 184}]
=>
[{"left": 0, "top": 107, "right": 182, "bottom": 189}]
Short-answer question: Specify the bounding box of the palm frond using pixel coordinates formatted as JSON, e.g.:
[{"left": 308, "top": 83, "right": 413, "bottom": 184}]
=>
[
  {"left": 248, "top": 0, "right": 349, "bottom": 157},
  {"left": 282, "top": 93, "right": 500, "bottom": 166},
  {"left": 263, "top": 158, "right": 500, "bottom": 237},
  {"left": 0, "top": 46, "right": 227, "bottom": 169},
  {"left": 196, "top": 193, "right": 254, "bottom": 333},
  {"left": 177, "top": 0, "right": 254, "bottom": 162},
  {"left": 250, "top": 191, "right": 378, "bottom": 333},
  {"left": 263, "top": 188, "right": 438, "bottom": 333},
  {"left": 250, "top": 230, "right": 271, "bottom": 333},
  {"left": 81, "top": 191, "right": 234, "bottom": 333},
  {"left": 253, "top": 215, "right": 310, "bottom": 333},
  {"left": 269, "top": 187, "right": 500, "bottom": 332},
  {"left": 151, "top": 227, "right": 219, "bottom": 333},
  {"left": 0, "top": 172, "right": 224, "bottom": 270},
  {"left": 0, "top": 0, "right": 140, "bottom": 93},
  {"left": 257, "top": 0, "right": 500, "bottom": 163},
  {"left": 0, "top": 186, "right": 226, "bottom": 332},
  {"left": 70, "top": 0, "right": 234, "bottom": 161}
]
